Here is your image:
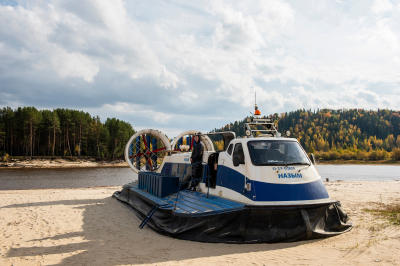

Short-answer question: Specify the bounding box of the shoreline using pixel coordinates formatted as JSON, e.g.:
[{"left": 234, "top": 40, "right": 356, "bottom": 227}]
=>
[
  {"left": 0, "top": 165, "right": 129, "bottom": 170},
  {"left": 0, "top": 158, "right": 129, "bottom": 169}
]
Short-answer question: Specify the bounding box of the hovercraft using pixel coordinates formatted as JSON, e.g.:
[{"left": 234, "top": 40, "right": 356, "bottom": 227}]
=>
[{"left": 113, "top": 109, "right": 353, "bottom": 243}]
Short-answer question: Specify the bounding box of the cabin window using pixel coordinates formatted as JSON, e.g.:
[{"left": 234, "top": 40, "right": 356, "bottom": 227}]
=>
[
  {"left": 247, "top": 140, "right": 310, "bottom": 166},
  {"left": 233, "top": 143, "right": 245, "bottom": 164},
  {"left": 227, "top": 144, "right": 233, "bottom": 155}
]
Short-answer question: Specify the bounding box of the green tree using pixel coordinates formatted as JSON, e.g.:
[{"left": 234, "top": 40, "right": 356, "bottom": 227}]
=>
[{"left": 51, "top": 111, "right": 61, "bottom": 156}]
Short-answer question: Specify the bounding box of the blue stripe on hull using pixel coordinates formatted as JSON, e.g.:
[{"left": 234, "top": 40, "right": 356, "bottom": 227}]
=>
[
  {"left": 216, "top": 165, "right": 329, "bottom": 202},
  {"left": 250, "top": 178, "right": 329, "bottom": 201}
]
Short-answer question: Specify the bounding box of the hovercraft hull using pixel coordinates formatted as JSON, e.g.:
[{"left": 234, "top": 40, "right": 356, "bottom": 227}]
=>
[{"left": 113, "top": 182, "right": 353, "bottom": 243}]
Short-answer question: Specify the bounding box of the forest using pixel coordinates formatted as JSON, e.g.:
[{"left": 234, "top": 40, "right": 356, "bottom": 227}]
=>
[
  {"left": 0, "top": 107, "right": 135, "bottom": 158},
  {"left": 2, "top": 107, "right": 400, "bottom": 161},
  {"left": 211, "top": 108, "right": 400, "bottom": 161}
]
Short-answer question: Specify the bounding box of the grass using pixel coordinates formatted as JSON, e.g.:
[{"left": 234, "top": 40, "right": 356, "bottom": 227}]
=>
[
  {"left": 341, "top": 205, "right": 398, "bottom": 251},
  {"left": 363, "top": 203, "right": 400, "bottom": 226}
]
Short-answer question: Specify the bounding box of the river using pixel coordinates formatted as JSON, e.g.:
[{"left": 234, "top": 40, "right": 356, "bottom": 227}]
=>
[
  {"left": 317, "top": 164, "right": 400, "bottom": 181},
  {"left": 0, "top": 167, "right": 136, "bottom": 190},
  {"left": 0, "top": 165, "right": 399, "bottom": 190}
]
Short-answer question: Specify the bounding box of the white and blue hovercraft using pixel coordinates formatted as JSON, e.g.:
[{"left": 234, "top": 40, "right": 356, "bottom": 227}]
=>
[{"left": 113, "top": 107, "right": 353, "bottom": 243}]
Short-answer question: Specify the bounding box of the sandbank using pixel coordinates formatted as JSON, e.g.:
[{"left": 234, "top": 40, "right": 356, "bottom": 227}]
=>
[
  {"left": 1, "top": 181, "right": 399, "bottom": 265},
  {"left": 0, "top": 158, "right": 128, "bottom": 169}
]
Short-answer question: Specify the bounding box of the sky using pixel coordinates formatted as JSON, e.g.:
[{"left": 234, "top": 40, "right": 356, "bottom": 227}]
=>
[{"left": 1, "top": 0, "right": 400, "bottom": 137}]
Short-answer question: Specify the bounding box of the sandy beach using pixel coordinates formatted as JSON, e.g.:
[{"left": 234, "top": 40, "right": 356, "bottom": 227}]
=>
[{"left": 1, "top": 181, "right": 399, "bottom": 266}]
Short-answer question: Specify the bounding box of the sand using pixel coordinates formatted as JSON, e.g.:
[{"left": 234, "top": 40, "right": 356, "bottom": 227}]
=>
[{"left": 0, "top": 181, "right": 399, "bottom": 266}]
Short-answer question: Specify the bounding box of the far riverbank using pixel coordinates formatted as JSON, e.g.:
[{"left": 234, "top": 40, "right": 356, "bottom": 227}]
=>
[
  {"left": 2, "top": 157, "right": 400, "bottom": 169},
  {"left": 0, "top": 156, "right": 128, "bottom": 169}
]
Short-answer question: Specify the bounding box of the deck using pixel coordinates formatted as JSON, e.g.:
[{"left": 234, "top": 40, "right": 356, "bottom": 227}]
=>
[{"left": 127, "top": 183, "right": 246, "bottom": 216}]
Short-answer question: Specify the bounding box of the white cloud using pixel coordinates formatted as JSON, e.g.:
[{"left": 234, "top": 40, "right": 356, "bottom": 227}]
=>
[
  {"left": 1, "top": 0, "right": 400, "bottom": 136},
  {"left": 179, "top": 90, "right": 198, "bottom": 103},
  {"left": 371, "top": 0, "right": 393, "bottom": 14},
  {"left": 102, "top": 102, "right": 173, "bottom": 124},
  {"left": 209, "top": 2, "right": 265, "bottom": 51},
  {"left": 51, "top": 49, "right": 99, "bottom": 82},
  {"left": 156, "top": 65, "right": 181, "bottom": 89},
  {"left": 0, "top": 1, "right": 182, "bottom": 87}
]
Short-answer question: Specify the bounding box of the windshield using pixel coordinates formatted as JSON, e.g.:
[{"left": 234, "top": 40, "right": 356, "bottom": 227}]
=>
[{"left": 247, "top": 140, "right": 310, "bottom": 166}]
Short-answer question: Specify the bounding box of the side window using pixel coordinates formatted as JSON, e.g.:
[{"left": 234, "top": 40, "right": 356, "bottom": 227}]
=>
[
  {"left": 233, "top": 143, "right": 245, "bottom": 163},
  {"left": 227, "top": 144, "right": 233, "bottom": 155}
]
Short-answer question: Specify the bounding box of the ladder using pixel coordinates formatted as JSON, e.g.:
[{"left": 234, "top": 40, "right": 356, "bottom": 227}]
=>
[{"left": 139, "top": 203, "right": 171, "bottom": 229}]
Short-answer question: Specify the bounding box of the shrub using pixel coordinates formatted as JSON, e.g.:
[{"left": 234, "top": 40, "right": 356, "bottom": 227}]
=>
[
  {"left": 313, "top": 151, "right": 322, "bottom": 160},
  {"left": 369, "top": 151, "right": 379, "bottom": 160},
  {"left": 392, "top": 148, "right": 400, "bottom": 160},
  {"left": 319, "top": 152, "right": 330, "bottom": 160},
  {"left": 381, "top": 150, "right": 389, "bottom": 160},
  {"left": 341, "top": 152, "right": 353, "bottom": 160},
  {"left": 2, "top": 153, "right": 10, "bottom": 162},
  {"left": 369, "top": 149, "right": 389, "bottom": 160},
  {"left": 328, "top": 151, "right": 340, "bottom": 160},
  {"left": 349, "top": 151, "right": 357, "bottom": 160},
  {"left": 356, "top": 151, "right": 368, "bottom": 160}
]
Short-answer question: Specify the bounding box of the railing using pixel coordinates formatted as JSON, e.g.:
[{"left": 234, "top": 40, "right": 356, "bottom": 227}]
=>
[{"left": 173, "top": 161, "right": 211, "bottom": 210}]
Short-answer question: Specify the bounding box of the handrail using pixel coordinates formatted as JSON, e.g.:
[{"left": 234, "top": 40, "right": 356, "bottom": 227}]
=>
[{"left": 173, "top": 161, "right": 211, "bottom": 210}]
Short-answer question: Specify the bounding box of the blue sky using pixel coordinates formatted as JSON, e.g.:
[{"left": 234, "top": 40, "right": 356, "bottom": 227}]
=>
[{"left": 1, "top": 0, "right": 400, "bottom": 137}]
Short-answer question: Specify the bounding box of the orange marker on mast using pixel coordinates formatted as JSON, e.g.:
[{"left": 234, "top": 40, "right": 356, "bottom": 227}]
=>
[{"left": 254, "top": 92, "right": 261, "bottom": 116}]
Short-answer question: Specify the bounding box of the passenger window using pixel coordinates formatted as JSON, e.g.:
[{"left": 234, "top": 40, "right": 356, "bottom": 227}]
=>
[
  {"left": 233, "top": 143, "right": 245, "bottom": 164},
  {"left": 227, "top": 144, "right": 233, "bottom": 155}
]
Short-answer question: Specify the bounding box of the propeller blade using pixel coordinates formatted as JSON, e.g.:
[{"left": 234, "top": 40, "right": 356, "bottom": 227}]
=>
[
  {"left": 152, "top": 147, "right": 166, "bottom": 153},
  {"left": 129, "top": 152, "right": 144, "bottom": 159}
]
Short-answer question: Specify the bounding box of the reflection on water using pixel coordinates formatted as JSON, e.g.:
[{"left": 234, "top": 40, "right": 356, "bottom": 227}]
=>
[
  {"left": 0, "top": 167, "right": 138, "bottom": 190},
  {"left": 0, "top": 165, "right": 399, "bottom": 190},
  {"left": 317, "top": 165, "right": 400, "bottom": 181}
]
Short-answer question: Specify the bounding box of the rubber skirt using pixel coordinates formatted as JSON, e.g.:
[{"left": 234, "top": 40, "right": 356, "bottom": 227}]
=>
[{"left": 113, "top": 187, "right": 353, "bottom": 243}]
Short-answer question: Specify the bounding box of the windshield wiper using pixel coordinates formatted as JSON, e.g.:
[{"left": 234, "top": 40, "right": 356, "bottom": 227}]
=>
[
  {"left": 257, "top": 163, "right": 282, "bottom": 166},
  {"left": 281, "top": 162, "right": 312, "bottom": 172},
  {"left": 284, "top": 163, "right": 310, "bottom": 166}
]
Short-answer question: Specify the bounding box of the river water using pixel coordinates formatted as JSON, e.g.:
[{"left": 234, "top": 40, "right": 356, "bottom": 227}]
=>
[
  {"left": 0, "top": 165, "right": 399, "bottom": 190},
  {"left": 317, "top": 165, "right": 400, "bottom": 182},
  {"left": 0, "top": 167, "right": 137, "bottom": 190}
]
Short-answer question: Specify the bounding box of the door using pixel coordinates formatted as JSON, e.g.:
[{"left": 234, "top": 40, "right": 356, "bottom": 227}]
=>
[
  {"left": 216, "top": 143, "right": 247, "bottom": 192},
  {"left": 232, "top": 143, "right": 247, "bottom": 189}
]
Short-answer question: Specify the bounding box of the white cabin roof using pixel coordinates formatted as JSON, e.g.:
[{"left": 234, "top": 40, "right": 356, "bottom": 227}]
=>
[{"left": 229, "top": 137, "right": 298, "bottom": 145}]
